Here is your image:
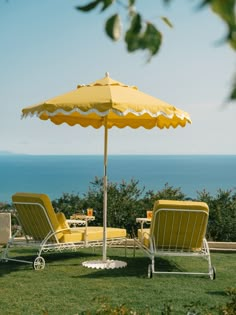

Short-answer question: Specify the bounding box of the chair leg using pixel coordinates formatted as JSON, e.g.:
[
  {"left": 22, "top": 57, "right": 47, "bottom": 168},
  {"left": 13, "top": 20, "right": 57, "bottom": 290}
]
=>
[
  {"left": 1, "top": 240, "right": 11, "bottom": 261},
  {"left": 133, "top": 239, "right": 136, "bottom": 257},
  {"left": 124, "top": 239, "right": 127, "bottom": 257},
  {"left": 148, "top": 264, "right": 153, "bottom": 278}
]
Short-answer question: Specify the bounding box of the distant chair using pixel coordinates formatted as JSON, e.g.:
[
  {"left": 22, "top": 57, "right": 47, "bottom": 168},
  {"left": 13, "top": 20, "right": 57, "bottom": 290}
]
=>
[
  {"left": 1, "top": 192, "right": 126, "bottom": 270},
  {"left": 134, "top": 199, "right": 216, "bottom": 279}
]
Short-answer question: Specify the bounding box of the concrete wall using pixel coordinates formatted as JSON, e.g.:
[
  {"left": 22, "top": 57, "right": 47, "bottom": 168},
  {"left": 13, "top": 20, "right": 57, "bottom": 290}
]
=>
[{"left": 0, "top": 213, "right": 11, "bottom": 244}]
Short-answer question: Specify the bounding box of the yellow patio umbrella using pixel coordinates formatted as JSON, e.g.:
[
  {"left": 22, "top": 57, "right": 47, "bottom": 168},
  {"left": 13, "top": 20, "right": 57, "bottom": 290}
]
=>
[{"left": 22, "top": 72, "right": 192, "bottom": 269}]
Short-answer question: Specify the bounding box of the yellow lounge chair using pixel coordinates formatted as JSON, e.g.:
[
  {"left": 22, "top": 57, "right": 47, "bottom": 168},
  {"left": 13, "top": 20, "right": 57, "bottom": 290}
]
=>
[
  {"left": 134, "top": 200, "right": 216, "bottom": 279},
  {"left": 1, "top": 193, "right": 126, "bottom": 270}
]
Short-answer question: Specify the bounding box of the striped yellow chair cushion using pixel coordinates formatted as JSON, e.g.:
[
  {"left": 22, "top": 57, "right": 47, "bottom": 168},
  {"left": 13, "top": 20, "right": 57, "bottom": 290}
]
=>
[{"left": 138, "top": 200, "right": 209, "bottom": 251}]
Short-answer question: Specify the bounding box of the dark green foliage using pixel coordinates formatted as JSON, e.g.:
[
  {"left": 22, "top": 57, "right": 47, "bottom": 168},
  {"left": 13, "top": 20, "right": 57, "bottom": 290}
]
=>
[
  {"left": 230, "top": 76, "right": 236, "bottom": 100},
  {"left": 125, "top": 14, "right": 143, "bottom": 52},
  {"left": 76, "top": 0, "right": 106, "bottom": 12},
  {"left": 139, "top": 23, "right": 162, "bottom": 57},
  {"left": 105, "top": 14, "right": 121, "bottom": 41},
  {"left": 197, "top": 189, "right": 236, "bottom": 241},
  {"left": 208, "top": 0, "right": 236, "bottom": 50},
  {"left": 142, "top": 182, "right": 186, "bottom": 209},
  {"left": 100, "top": 0, "right": 114, "bottom": 12},
  {"left": 76, "top": 0, "right": 101, "bottom": 12},
  {"left": 50, "top": 178, "right": 236, "bottom": 241},
  {"left": 129, "top": 0, "right": 136, "bottom": 6},
  {"left": 52, "top": 192, "right": 85, "bottom": 218}
]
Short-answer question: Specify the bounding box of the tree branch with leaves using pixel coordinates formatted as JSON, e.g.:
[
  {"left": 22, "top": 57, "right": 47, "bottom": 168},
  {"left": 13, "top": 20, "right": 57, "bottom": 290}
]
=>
[{"left": 76, "top": 0, "right": 236, "bottom": 101}]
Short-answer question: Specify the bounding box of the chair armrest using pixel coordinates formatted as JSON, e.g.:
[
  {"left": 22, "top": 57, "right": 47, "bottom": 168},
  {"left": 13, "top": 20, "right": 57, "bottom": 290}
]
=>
[
  {"left": 136, "top": 218, "right": 151, "bottom": 224},
  {"left": 136, "top": 217, "right": 151, "bottom": 233}
]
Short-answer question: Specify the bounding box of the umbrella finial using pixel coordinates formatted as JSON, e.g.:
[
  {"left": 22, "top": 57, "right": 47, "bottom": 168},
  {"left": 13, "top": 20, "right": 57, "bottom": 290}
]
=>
[{"left": 105, "top": 72, "right": 109, "bottom": 77}]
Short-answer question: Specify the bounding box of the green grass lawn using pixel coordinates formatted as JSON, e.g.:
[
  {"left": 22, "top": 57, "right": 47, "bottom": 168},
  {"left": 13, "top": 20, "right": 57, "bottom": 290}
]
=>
[{"left": 0, "top": 246, "right": 235, "bottom": 315}]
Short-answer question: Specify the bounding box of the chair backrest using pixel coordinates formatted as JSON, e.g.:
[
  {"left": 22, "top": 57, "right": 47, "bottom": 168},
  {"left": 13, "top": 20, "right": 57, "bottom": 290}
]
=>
[
  {"left": 12, "top": 193, "right": 63, "bottom": 242},
  {"left": 150, "top": 200, "right": 209, "bottom": 251}
]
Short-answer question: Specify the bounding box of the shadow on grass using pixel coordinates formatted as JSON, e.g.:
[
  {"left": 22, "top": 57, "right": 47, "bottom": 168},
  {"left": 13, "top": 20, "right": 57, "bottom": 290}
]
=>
[
  {"left": 0, "top": 246, "right": 187, "bottom": 279},
  {"left": 207, "top": 290, "right": 228, "bottom": 297},
  {"left": 76, "top": 255, "right": 184, "bottom": 279},
  {"left": 0, "top": 248, "right": 100, "bottom": 276}
]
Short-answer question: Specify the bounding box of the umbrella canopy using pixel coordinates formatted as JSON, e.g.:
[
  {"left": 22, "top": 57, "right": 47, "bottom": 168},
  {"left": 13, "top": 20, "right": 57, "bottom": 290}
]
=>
[
  {"left": 22, "top": 73, "right": 191, "bottom": 129},
  {"left": 22, "top": 73, "right": 192, "bottom": 269}
]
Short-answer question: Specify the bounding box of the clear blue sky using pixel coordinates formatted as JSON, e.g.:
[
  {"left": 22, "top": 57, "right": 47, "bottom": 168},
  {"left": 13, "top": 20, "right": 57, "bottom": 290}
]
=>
[{"left": 0, "top": 0, "right": 235, "bottom": 155}]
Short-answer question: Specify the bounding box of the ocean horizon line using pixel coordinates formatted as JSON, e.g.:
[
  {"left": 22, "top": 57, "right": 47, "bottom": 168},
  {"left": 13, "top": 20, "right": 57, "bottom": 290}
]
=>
[{"left": 1, "top": 152, "right": 236, "bottom": 157}]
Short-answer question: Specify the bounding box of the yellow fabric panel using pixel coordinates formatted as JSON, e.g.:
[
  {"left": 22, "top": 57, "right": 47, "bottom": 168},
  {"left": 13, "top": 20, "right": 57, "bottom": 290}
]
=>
[
  {"left": 61, "top": 230, "right": 83, "bottom": 242},
  {"left": 61, "top": 227, "right": 126, "bottom": 243},
  {"left": 138, "top": 228, "right": 150, "bottom": 248},
  {"left": 12, "top": 193, "right": 64, "bottom": 241},
  {"left": 151, "top": 200, "right": 209, "bottom": 250},
  {"left": 138, "top": 200, "right": 209, "bottom": 251},
  {"left": 22, "top": 75, "right": 191, "bottom": 130},
  {"left": 153, "top": 200, "right": 209, "bottom": 213},
  {"left": 56, "top": 212, "right": 69, "bottom": 230}
]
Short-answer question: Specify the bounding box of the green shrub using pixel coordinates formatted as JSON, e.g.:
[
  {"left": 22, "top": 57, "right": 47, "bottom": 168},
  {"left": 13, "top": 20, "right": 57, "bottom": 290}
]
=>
[{"left": 197, "top": 189, "right": 236, "bottom": 242}]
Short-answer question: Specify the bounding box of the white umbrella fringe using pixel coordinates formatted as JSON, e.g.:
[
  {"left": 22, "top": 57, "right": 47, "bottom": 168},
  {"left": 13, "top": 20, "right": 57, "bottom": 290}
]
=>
[{"left": 22, "top": 108, "right": 191, "bottom": 121}]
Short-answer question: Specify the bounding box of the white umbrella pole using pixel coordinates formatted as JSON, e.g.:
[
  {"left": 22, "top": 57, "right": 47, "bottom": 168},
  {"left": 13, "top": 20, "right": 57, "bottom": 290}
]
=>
[
  {"left": 82, "top": 118, "right": 127, "bottom": 269},
  {"left": 103, "top": 118, "right": 108, "bottom": 262}
]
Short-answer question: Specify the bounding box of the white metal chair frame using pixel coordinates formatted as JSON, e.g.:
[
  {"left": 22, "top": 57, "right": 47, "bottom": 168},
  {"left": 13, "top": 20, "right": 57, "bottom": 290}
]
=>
[
  {"left": 1, "top": 201, "right": 126, "bottom": 270},
  {"left": 134, "top": 207, "right": 216, "bottom": 279}
]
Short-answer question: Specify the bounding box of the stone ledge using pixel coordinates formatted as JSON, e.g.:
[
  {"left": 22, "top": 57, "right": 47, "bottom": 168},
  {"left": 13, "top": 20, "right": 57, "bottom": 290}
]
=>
[
  {"left": 128, "top": 239, "right": 236, "bottom": 252},
  {"left": 208, "top": 242, "right": 236, "bottom": 252}
]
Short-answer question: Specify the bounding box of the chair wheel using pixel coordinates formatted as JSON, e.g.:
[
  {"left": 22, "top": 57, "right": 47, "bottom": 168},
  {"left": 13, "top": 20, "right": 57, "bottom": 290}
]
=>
[
  {"left": 210, "top": 266, "right": 216, "bottom": 280},
  {"left": 33, "top": 256, "right": 45, "bottom": 270},
  {"left": 148, "top": 264, "right": 153, "bottom": 278}
]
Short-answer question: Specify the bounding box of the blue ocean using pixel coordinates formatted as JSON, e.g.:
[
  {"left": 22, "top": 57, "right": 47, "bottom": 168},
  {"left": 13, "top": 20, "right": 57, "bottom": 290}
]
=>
[{"left": 1, "top": 155, "right": 236, "bottom": 203}]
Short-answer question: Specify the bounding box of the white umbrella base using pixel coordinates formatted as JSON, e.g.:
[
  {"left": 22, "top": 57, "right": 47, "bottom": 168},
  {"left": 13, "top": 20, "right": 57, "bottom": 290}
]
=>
[{"left": 82, "top": 259, "right": 127, "bottom": 269}]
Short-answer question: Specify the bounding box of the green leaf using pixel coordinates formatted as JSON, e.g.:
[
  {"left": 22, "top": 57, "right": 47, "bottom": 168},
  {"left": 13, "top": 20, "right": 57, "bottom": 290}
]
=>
[
  {"left": 125, "top": 30, "right": 140, "bottom": 52},
  {"left": 210, "top": 0, "right": 236, "bottom": 50},
  {"left": 101, "top": 0, "right": 114, "bottom": 12},
  {"left": 228, "top": 24, "right": 236, "bottom": 50},
  {"left": 76, "top": 0, "right": 102, "bottom": 12},
  {"left": 124, "top": 14, "right": 142, "bottom": 52},
  {"left": 125, "top": 21, "right": 162, "bottom": 58},
  {"left": 230, "top": 77, "right": 236, "bottom": 100},
  {"left": 230, "top": 87, "right": 236, "bottom": 100},
  {"left": 129, "top": 13, "right": 142, "bottom": 34},
  {"left": 141, "top": 23, "right": 162, "bottom": 56},
  {"left": 129, "top": 0, "right": 136, "bottom": 5},
  {"left": 105, "top": 14, "right": 121, "bottom": 41},
  {"left": 161, "top": 16, "right": 173, "bottom": 28},
  {"left": 210, "top": 0, "right": 235, "bottom": 26}
]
